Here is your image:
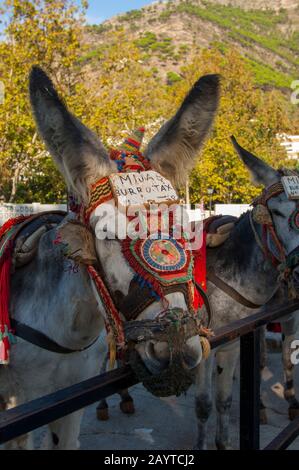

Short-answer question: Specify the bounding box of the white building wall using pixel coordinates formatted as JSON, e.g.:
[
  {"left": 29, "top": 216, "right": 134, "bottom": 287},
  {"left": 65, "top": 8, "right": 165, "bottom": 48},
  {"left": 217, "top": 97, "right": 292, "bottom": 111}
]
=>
[
  {"left": 215, "top": 204, "right": 250, "bottom": 218},
  {"left": 0, "top": 203, "right": 67, "bottom": 226}
]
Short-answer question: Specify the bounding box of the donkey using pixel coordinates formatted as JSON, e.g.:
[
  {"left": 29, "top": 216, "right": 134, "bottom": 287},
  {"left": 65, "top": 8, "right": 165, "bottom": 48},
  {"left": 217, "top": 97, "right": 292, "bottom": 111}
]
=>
[
  {"left": 194, "top": 139, "right": 299, "bottom": 450},
  {"left": 0, "top": 67, "right": 219, "bottom": 449},
  {"left": 101, "top": 141, "right": 299, "bottom": 443}
]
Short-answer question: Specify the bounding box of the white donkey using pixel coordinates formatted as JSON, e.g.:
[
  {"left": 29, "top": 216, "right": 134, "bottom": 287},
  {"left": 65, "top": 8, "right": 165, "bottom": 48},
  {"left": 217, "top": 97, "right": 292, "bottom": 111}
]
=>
[
  {"left": 0, "top": 67, "right": 220, "bottom": 449},
  {"left": 194, "top": 139, "right": 299, "bottom": 449}
]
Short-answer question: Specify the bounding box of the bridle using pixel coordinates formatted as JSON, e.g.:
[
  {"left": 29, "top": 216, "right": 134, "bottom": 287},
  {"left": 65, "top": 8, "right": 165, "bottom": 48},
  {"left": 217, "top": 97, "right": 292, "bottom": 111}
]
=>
[
  {"left": 208, "top": 173, "right": 299, "bottom": 308},
  {"left": 5, "top": 155, "right": 213, "bottom": 376},
  {"left": 250, "top": 176, "right": 299, "bottom": 297},
  {"left": 79, "top": 171, "right": 213, "bottom": 367}
]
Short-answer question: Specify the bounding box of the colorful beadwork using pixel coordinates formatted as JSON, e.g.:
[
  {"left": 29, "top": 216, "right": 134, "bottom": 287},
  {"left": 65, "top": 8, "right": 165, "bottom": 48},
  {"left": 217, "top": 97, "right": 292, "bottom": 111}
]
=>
[
  {"left": 110, "top": 127, "right": 151, "bottom": 173},
  {"left": 85, "top": 177, "right": 113, "bottom": 223},
  {"left": 289, "top": 207, "right": 299, "bottom": 232},
  {"left": 122, "top": 235, "right": 193, "bottom": 300},
  {"left": 143, "top": 239, "right": 187, "bottom": 272},
  {"left": 121, "top": 127, "right": 145, "bottom": 153},
  {"left": 110, "top": 149, "right": 151, "bottom": 173}
]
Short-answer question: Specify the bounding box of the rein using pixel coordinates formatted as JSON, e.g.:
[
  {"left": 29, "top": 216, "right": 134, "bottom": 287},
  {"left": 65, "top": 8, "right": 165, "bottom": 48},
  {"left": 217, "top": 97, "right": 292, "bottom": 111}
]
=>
[{"left": 10, "top": 318, "right": 99, "bottom": 354}]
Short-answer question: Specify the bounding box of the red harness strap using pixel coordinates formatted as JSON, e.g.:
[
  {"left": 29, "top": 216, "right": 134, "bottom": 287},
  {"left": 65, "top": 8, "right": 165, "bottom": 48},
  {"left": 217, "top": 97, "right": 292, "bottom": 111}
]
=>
[
  {"left": 0, "top": 216, "right": 30, "bottom": 364},
  {"left": 193, "top": 231, "right": 207, "bottom": 310}
]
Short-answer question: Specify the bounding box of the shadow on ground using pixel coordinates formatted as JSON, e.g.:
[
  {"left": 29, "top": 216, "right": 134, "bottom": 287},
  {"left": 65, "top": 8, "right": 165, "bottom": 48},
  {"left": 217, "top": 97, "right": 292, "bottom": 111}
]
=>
[{"left": 79, "top": 348, "right": 299, "bottom": 450}]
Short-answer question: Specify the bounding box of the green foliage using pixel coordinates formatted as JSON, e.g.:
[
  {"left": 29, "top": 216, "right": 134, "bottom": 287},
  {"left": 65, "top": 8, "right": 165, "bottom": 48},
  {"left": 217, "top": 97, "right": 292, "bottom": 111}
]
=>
[
  {"left": 0, "top": 0, "right": 87, "bottom": 203},
  {"left": 1, "top": 1, "right": 299, "bottom": 206},
  {"left": 159, "top": 10, "right": 173, "bottom": 21},
  {"left": 118, "top": 9, "right": 143, "bottom": 22},
  {"left": 167, "top": 71, "right": 182, "bottom": 84},
  {"left": 78, "top": 46, "right": 105, "bottom": 63},
  {"left": 135, "top": 31, "right": 157, "bottom": 49},
  {"left": 245, "top": 58, "right": 293, "bottom": 88},
  {"left": 175, "top": 48, "right": 297, "bottom": 205},
  {"left": 174, "top": 1, "right": 299, "bottom": 74},
  {"left": 86, "top": 23, "right": 112, "bottom": 35},
  {"left": 135, "top": 32, "right": 175, "bottom": 60}
]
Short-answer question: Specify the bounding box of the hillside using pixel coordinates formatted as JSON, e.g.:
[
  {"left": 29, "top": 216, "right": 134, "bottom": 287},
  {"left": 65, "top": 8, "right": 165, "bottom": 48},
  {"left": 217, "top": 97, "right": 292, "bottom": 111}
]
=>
[
  {"left": 83, "top": 0, "right": 299, "bottom": 89},
  {"left": 207, "top": 0, "right": 298, "bottom": 10}
]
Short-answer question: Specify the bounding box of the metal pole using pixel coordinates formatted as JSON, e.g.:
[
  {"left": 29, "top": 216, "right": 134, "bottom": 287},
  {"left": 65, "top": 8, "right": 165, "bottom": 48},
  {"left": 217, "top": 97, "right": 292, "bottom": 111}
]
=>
[
  {"left": 240, "top": 329, "right": 260, "bottom": 450},
  {"left": 185, "top": 178, "right": 190, "bottom": 206}
]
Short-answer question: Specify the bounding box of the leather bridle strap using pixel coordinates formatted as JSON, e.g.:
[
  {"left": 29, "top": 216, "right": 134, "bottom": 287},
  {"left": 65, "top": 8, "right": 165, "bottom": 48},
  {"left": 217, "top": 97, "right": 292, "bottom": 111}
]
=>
[
  {"left": 10, "top": 319, "right": 98, "bottom": 354},
  {"left": 194, "top": 281, "right": 213, "bottom": 327},
  {"left": 207, "top": 268, "right": 262, "bottom": 309}
]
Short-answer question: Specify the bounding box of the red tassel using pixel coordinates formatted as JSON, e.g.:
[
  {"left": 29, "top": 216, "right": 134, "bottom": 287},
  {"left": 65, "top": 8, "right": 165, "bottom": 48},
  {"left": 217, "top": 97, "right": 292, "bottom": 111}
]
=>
[
  {"left": 267, "top": 322, "right": 282, "bottom": 333},
  {"left": 0, "top": 216, "right": 27, "bottom": 240},
  {"left": 0, "top": 249, "right": 13, "bottom": 364},
  {"left": 193, "top": 232, "right": 207, "bottom": 310},
  {"left": 0, "top": 215, "right": 27, "bottom": 365}
]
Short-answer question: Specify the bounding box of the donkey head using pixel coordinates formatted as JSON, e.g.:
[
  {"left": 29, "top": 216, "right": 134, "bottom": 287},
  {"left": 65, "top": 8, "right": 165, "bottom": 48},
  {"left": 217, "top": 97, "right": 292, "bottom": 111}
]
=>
[
  {"left": 29, "top": 67, "right": 219, "bottom": 377},
  {"left": 232, "top": 137, "right": 299, "bottom": 293}
]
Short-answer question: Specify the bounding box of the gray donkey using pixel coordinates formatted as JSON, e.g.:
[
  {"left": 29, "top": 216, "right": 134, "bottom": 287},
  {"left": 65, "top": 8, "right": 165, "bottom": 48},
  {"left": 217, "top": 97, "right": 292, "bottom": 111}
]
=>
[
  {"left": 0, "top": 67, "right": 219, "bottom": 449},
  {"left": 103, "top": 141, "right": 299, "bottom": 448},
  {"left": 194, "top": 140, "right": 299, "bottom": 450}
]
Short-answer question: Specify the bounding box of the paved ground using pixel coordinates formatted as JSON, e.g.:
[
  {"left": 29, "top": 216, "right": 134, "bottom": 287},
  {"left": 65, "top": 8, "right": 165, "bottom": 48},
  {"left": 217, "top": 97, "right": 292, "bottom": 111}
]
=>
[{"left": 78, "top": 335, "right": 299, "bottom": 451}]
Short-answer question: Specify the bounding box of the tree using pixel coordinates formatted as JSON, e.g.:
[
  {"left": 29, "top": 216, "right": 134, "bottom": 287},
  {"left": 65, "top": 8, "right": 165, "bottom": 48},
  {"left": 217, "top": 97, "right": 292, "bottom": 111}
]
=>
[
  {"left": 75, "top": 30, "right": 171, "bottom": 146},
  {"left": 170, "top": 47, "right": 297, "bottom": 205},
  {"left": 0, "top": 0, "right": 87, "bottom": 203}
]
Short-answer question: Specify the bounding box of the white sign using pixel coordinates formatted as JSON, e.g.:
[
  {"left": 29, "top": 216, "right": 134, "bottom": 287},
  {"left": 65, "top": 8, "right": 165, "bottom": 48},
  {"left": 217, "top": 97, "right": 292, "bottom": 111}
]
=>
[
  {"left": 109, "top": 171, "right": 179, "bottom": 207},
  {"left": 281, "top": 176, "right": 299, "bottom": 200}
]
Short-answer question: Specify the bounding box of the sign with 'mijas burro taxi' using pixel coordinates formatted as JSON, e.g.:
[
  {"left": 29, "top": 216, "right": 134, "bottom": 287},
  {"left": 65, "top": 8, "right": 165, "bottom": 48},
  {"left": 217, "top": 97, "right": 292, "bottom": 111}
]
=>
[
  {"left": 109, "top": 171, "right": 179, "bottom": 207},
  {"left": 281, "top": 175, "right": 299, "bottom": 200}
]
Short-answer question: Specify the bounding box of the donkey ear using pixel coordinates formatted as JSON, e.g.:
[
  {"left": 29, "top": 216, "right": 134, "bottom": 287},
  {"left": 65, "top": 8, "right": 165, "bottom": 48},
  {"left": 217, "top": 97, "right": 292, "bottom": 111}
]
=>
[
  {"left": 231, "top": 136, "right": 279, "bottom": 187},
  {"left": 29, "top": 66, "right": 112, "bottom": 201},
  {"left": 145, "top": 74, "right": 220, "bottom": 187}
]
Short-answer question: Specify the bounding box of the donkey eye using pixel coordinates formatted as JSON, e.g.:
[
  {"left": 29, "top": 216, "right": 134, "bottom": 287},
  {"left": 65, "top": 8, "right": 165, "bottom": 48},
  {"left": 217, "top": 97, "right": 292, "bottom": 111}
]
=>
[{"left": 272, "top": 209, "right": 283, "bottom": 218}]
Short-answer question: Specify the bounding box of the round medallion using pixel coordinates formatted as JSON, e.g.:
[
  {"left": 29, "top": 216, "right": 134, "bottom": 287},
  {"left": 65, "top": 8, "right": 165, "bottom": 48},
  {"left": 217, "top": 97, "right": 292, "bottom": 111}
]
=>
[
  {"left": 141, "top": 238, "right": 187, "bottom": 272},
  {"left": 289, "top": 208, "right": 299, "bottom": 232}
]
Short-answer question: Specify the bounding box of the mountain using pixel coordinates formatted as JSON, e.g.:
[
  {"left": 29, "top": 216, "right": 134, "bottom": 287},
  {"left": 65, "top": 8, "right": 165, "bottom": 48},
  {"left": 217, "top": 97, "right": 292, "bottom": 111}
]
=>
[
  {"left": 208, "top": 0, "right": 298, "bottom": 10},
  {"left": 82, "top": 0, "right": 299, "bottom": 90}
]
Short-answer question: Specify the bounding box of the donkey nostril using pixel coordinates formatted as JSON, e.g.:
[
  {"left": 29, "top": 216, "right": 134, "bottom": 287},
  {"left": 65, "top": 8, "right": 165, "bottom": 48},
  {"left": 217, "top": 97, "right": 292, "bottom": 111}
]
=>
[
  {"left": 145, "top": 341, "right": 169, "bottom": 367},
  {"left": 152, "top": 341, "right": 170, "bottom": 364}
]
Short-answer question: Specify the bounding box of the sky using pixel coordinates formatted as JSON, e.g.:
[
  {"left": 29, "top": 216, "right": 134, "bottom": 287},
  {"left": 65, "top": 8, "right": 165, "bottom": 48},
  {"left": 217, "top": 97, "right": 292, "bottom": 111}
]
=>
[
  {"left": 0, "top": 1, "right": 159, "bottom": 31},
  {"left": 81, "top": 0, "right": 158, "bottom": 24}
]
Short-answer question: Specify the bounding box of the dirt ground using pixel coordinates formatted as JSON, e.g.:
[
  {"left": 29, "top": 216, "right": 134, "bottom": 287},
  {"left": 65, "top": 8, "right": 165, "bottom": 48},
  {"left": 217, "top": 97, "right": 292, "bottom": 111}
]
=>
[{"left": 78, "top": 335, "right": 299, "bottom": 450}]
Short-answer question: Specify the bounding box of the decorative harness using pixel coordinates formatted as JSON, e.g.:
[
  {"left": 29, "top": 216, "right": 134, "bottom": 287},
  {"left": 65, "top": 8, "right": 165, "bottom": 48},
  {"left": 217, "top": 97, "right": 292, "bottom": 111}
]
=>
[
  {"left": 0, "top": 128, "right": 212, "bottom": 382},
  {"left": 76, "top": 128, "right": 212, "bottom": 369},
  {"left": 208, "top": 172, "right": 299, "bottom": 308}
]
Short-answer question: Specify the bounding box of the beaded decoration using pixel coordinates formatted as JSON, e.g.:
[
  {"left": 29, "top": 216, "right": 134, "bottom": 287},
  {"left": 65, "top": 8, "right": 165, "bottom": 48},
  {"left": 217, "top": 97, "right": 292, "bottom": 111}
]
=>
[
  {"left": 122, "top": 235, "right": 194, "bottom": 300},
  {"left": 110, "top": 127, "right": 151, "bottom": 173},
  {"left": 289, "top": 207, "right": 299, "bottom": 232},
  {"left": 85, "top": 177, "right": 114, "bottom": 223}
]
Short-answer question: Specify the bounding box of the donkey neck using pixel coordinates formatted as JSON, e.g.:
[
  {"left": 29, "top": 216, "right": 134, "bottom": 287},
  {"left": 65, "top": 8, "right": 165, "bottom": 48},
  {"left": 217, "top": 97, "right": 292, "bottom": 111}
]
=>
[
  {"left": 10, "top": 224, "right": 103, "bottom": 351},
  {"left": 208, "top": 211, "right": 279, "bottom": 306}
]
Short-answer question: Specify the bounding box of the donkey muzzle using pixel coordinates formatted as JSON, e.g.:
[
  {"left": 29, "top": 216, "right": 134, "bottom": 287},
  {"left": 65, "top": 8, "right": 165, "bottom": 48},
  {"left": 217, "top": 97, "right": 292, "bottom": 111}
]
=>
[
  {"left": 141, "top": 335, "right": 202, "bottom": 374},
  {"left": 125, "top": 308, "right": 203, "bottom": 375}
]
